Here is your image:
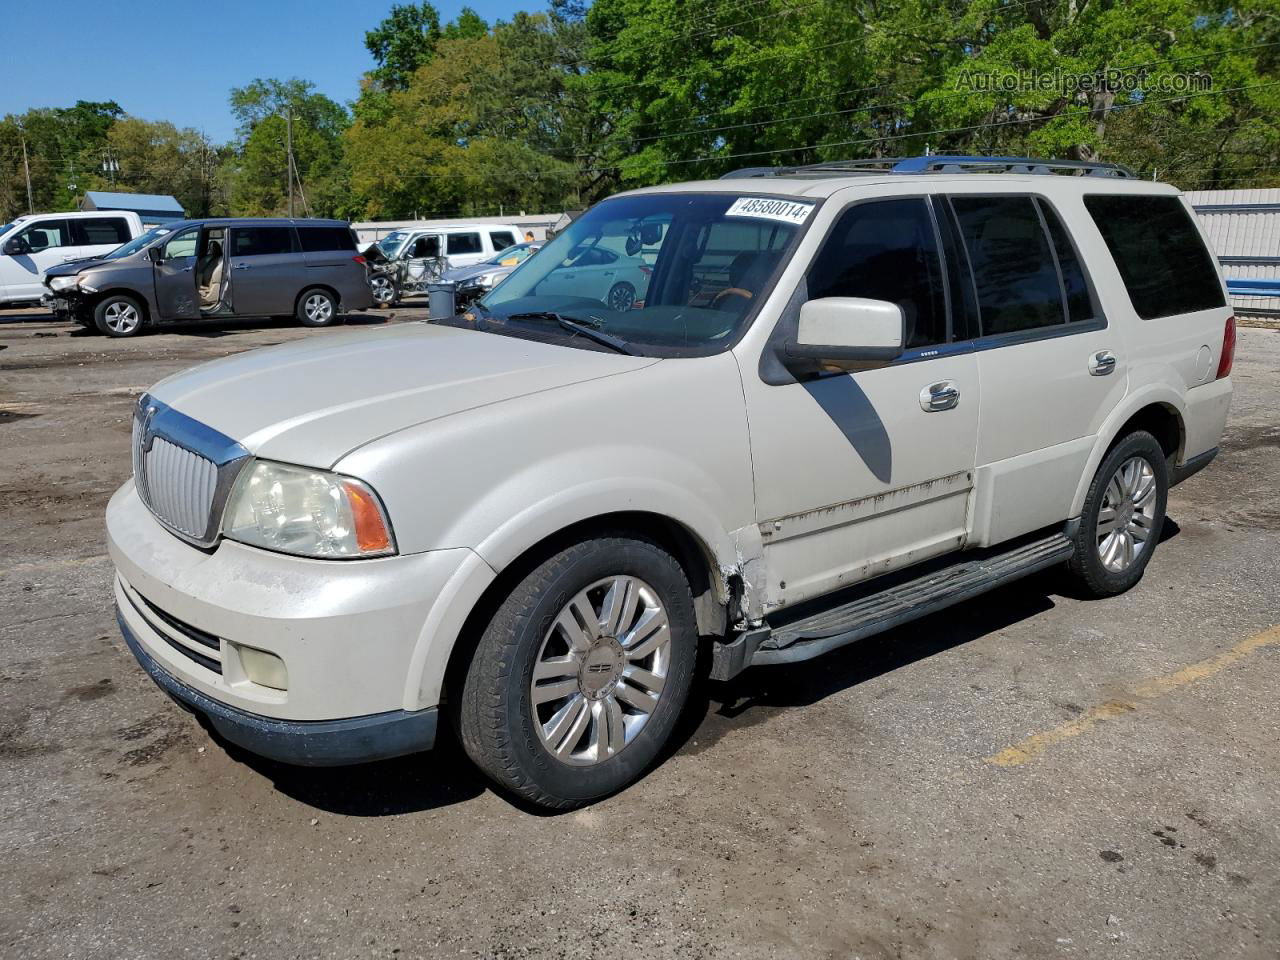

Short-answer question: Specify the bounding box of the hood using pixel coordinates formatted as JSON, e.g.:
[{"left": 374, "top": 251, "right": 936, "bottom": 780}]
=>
[
  {"left": 148, "top": 322, "right": 658, "bottom": 468},
  {"left": 442, "top": 262, "right": 512, "bottom": 284},
  {"left": 44, "top": 257, "right": 111, "bottom": 278}
]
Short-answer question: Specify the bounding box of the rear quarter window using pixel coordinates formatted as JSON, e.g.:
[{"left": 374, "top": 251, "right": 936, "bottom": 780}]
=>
[
  {"left": 1083, "top": 195, "right": 1225, "bottom": 319},
  {"left": 298, "top": 226, "right": 357, "bottom": 253}
]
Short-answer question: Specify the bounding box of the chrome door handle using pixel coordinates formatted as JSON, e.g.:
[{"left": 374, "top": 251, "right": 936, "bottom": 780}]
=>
[
  {"left": 920, "top": 380, "right": 960, "bottom": 412},
  {"left": 1089, "top": 350, "right": 1117, "bottom": 375},
  {"left": 233, "top": 263, "right": 251, "bottom": 270}
]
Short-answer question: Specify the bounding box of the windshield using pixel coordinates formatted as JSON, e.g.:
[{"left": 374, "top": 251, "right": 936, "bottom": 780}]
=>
[
  {"left": 102, "top": 225, "right": 172, "bottom": 260},
  {"left": 479, "top": 192, "right": 813, "bottom": 355},
  {"left": 376, "top": 231, "right": 411, "bottom": 259},
  {"left": 483, "top": 241, "right": 536, "bottom": 266},
  {"left": 0, "top": 222, "right": 12, "bottom": 238}
]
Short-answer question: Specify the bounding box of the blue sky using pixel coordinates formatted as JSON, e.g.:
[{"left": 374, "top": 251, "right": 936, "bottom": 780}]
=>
[{"left": 0, "top": 0, "right": 520, "bottom": 142}]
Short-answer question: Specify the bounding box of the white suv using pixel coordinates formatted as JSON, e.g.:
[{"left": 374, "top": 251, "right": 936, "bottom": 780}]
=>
[
  {"left": 1, "top": 210, "right": 143, "bottom": 304},
  {"left": 107, "top": 156, "right": 1234, "bottom": 808}
]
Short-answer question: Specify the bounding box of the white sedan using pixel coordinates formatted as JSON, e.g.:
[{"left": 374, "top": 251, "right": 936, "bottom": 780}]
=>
[{"left": 533, "top": 244, "right": 651, "bottom": 311}]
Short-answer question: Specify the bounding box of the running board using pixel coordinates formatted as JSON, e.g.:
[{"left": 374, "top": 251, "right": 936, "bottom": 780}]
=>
[{"left": 711, "top": 530, "right": 1075, "bottom": 681}]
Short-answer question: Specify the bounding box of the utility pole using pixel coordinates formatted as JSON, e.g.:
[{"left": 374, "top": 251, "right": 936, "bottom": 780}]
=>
[
  {"left": 286, "top": 109, "right": 294, "bottom": 218},
  {"left": 19, "top": 129, "right": 34, "bottom": 213}
]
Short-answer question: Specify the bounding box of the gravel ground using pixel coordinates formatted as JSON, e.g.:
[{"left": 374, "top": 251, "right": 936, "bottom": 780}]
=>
[{"left": 2, "top": 307, "right": 1278, "bottom": 960}]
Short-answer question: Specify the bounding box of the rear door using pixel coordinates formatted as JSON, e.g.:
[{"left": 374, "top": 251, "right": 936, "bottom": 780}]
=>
[
  {"left": 227, "top": 225, "right": 301, "bottom": 315},
  {"left": 945, "top": 193, "right": 1127, "bottom": 546},
  {"left": 73, "top": 216, "right": 133, "bottom": 259},
  {"left": 445, "top": 231, "right": 485, "bottom": 267},
  {"left": 3, "top": 218, "right": 79, "bottom": 300}
]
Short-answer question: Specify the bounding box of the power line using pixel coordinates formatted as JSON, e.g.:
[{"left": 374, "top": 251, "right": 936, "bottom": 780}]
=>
[
  {"left": 586, "top": 38, "right": 1280, "bottom": 155},
  {"left": 581, "top": 79, "right": 1280, "bottom": 174}
]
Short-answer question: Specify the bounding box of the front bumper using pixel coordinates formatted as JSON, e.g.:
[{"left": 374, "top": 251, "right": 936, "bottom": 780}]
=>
[
  {"left": 118, "top": 608, "right": 437, "bottom": 765},
  {"left": 107, "top": 480, "right": 492, "bottom": 724}
]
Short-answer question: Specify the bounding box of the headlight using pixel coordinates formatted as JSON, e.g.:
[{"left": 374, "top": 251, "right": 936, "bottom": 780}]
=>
[
  {"left": 223, "top": 460, "right": 396, "bottom": 559},
  {"left": 49, "top": 275, "right": 80, "bottom": 292},
  {"left": 468, "top": 271, "right": 501, "bottom": 289}
]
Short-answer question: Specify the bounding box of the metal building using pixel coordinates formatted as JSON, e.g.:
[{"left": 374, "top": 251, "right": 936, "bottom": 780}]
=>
[
  {"left": 80, "top": 191, "right": 186, "bottom": 228},
  {"left": 1187, "top": 188, "right": 1280, "bottom": 317}
]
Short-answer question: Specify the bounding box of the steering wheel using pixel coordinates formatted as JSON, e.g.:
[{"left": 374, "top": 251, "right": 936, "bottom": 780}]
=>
[{"left": 711, "top": 287, "right": 754, "bottom": 310}]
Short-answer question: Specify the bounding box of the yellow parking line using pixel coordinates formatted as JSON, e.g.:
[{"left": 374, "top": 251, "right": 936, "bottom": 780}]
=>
[{"left": 986, "top": 624, "right": 1280, "bottom": 767}]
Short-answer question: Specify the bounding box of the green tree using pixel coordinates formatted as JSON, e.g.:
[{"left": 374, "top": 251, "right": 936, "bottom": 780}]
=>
[
  {"left": 365, "top": 2, "right": 444, "bottom": 91},
  {"left": 225, "top": 78, "right": 352, "bottom": 217}
]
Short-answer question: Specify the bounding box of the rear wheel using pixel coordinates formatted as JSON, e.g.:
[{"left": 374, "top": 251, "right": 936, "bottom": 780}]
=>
[
  {"left": 297, "top": 288, "right": 338, "bottom": 327},
  {"left": 606, "top": 281, "right": 636, "bottom": 312},
  {"left": 93, "top": 294, "right": 145, "bottom": 337},
  {"left": 1067, "top": 430, "right": 1168, "bottom": 597},
  {"left": 457, "top": 535, "right": 697, "bottom": 809}
]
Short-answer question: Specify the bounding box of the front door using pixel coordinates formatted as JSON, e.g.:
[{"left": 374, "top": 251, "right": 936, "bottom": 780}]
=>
[
  {"left": 152, "top": 225, "right": 201, "bottom": 320},
  {"left": 740, "top": 197, "right": 981, "bottom": 610},
  {"left": 226, "top": 225, "right": 300, "bottom": 315},
  {"left": 2, "top": 218, "right": 80, "bottom": 301}
]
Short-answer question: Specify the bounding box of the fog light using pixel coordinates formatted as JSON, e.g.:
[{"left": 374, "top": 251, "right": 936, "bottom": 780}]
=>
[{"left": 237, "top": 645, "right": 288, "bottom": 691}]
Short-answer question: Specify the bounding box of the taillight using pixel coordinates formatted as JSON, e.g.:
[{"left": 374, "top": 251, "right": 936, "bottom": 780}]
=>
[
  {"left": 1216, "top": 315, "right": 1236, "bottom": 379},
  {"left": 639, "top": 265, "right": 652, "bottom": 275},
  {"left": 353, "top": 255, "right": 367, "bottom": 266}
]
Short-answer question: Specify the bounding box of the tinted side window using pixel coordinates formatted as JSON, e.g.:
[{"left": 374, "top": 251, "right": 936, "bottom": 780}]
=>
[
  {"left": 16, "top": 219, "right": 72, "bottom": 252},
  {"left": 808, "top": 198, "right": 947, "bottom": 348},
  {"left": 951, "top": 196, "right": 1064, "bottom": 335},
  {"left": 448, "top": 232, "right": 482, "bottom": 255},
  {"left": 489, "top": 231, "right": 516, "bottom": 250},
  {"left": 298, "top": 226, "right": 357, "bottom": 252},
  {"left": 163, "top": 227, "right": 199, "bottom": 259},
  {"left": 1037, "top": 201, "right": 1094, "bottom": 322},
  {"left": 76, "top": 217, "right": 131, "bottom": 246},
  {"left": 1084, "top": 195, "right": 1225, "bottom": 319},
  {"left": 935, "top": 200, "right": 982, "bottom": 341},
  {"left": 231, "top": 226, "right": 297, "bottom": 257}
]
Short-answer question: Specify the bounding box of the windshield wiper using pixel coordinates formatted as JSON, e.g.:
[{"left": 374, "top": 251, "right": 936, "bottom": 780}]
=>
[{"left": 506, "top": 311, "right": 636, "bottom": 356}]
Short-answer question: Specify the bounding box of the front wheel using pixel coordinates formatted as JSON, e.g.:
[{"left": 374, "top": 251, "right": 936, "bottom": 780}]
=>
[
  {"left": 297, "top": 288, "right": 338, "bottom": 327},
  {"left": 93, "top": 294, "right": 146, "bottom": 337},
  {"left": 1066, "top": 430, "right": 1168, "bottom": 598},
  {"left": 369, "top": 273, "right": 398, "bottom": 307},
  {"left": 457, "top": 535, "right": 697, "bottom": 809}
]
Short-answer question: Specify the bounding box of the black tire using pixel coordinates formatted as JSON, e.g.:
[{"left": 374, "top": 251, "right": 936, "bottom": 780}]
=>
[
  {"left": 1066, "top": 430, "right": 1168, "bottom": 598},
  {"left": 606, "top": 281, "right": 636, "bottom": 312},
  {"left": 93, "top": 294, "right": 146, "bottom": 338},
  {"left": 296, "top": 287, "right": 338, "bottom": 327},
  {"left": 457, "top": 535, "right": 698, "bottom": 809}
]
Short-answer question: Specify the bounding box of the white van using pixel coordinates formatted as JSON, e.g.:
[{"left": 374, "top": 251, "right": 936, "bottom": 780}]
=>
[
  {"left": 371, "top": 223, "right": 523, "bottom": 270},
  {"left": 1, "top": 210, "right": 144, "bottom": 305}
]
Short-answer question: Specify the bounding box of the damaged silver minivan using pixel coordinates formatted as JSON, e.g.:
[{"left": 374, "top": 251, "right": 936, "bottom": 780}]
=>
[{"left": 44, "top": 218, "right": 374, "bottom": 337}]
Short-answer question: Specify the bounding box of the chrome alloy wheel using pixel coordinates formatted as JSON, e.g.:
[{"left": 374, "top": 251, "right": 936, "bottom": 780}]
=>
[
  {"left": 102, "top": 300, "right": 140, "bottom": 334},
  {"left": 530, "top": 576, "right": 671, "bottom": 766},
  {"left": 304, "top": 293, "right": 334, "bottom": 323},
  {"left": 370, "top": 275, "right": 395, "bottom": 304},
  {"left": 1096, "top": 455, "right": 1158, "bottom": 573}
]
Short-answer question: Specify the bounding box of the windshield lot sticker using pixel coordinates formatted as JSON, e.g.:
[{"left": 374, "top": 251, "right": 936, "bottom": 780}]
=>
[{"left": 725, "top": 197, "right": 815, "bottom": 224}]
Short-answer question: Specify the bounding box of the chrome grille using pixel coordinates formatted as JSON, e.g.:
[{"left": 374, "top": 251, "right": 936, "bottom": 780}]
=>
[
  {"left": 144, "top": 437, "right": 219, "bottom": 538},
  {"left": 131, "top": 394, "right": 250, "bottom": 546}
]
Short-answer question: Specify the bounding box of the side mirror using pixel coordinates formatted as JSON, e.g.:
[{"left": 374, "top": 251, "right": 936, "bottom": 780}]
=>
[
  {"left": 782, "top": 297, "right": 904, "bottom": 374},
  {"left": 147, "top": 246, "right": 164, "bottom": 262},
  {"left": 3, "top": 237, "right": 25, "bottom": 256}
]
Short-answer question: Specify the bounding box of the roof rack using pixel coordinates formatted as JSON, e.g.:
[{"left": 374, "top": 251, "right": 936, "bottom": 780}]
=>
[{"left": 720, "top": 155, "right": 1137, "bottom": 180}]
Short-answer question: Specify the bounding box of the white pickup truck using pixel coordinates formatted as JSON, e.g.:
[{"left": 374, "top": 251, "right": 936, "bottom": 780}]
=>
[
  {"left": 1, "top": 210, "right": 144, "bottom": 306},
  {"left": 107, "top": 156, "right": 1233, "bottom": 809}
]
